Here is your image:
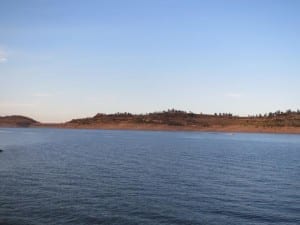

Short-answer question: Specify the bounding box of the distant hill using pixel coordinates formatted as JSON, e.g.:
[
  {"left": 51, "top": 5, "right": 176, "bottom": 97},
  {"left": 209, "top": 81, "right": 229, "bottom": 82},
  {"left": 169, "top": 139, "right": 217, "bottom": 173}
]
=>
[
  {"left": 1, "top": 110, "right": 300, "bottom": 133},
  {"left": 0, "top": 115, "right": 38, "bottom": 127},
  {"left": 64, "top": 109, "right": 300, "bottom": 133}
]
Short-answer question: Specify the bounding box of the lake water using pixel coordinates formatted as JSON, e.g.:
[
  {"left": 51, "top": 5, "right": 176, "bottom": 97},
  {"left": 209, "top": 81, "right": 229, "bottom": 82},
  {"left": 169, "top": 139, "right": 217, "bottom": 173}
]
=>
[{"left": 0, "top": 128, "right": 299, "bottom": 225}]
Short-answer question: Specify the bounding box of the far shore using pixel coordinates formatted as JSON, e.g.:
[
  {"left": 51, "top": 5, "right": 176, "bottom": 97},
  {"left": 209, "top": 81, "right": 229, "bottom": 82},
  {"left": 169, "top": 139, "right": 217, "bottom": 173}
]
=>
[
  {"left": 1, "top": 110, "right": 300, "bottom": 134},
  {"left": 27, "top": 123, "right": 300, "bottom": 134}
]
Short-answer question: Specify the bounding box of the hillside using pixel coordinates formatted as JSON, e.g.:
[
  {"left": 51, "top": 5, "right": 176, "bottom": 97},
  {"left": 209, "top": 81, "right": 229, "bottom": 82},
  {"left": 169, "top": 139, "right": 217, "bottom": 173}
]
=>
[
  {"left": 1, "top": 110, "right": 300, "bottom": 133},
  {"left": 0, "top": 115, "right": 38, "bottom": 127},
  {"left": 64, "top": 109, "right": 300, "bottom": 133}
]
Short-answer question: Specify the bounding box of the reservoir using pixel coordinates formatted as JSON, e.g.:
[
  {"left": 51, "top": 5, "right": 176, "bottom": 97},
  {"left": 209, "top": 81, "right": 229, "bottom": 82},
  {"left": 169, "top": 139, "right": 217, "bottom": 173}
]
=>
[{"left": 0, "top": 128, "right": 299, "bottom": 225}]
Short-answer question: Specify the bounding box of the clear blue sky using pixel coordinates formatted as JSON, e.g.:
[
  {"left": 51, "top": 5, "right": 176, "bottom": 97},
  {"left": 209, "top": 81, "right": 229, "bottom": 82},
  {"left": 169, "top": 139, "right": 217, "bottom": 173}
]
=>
[{"left": 0, "top": 0, "right": 299, "bottom": 122}]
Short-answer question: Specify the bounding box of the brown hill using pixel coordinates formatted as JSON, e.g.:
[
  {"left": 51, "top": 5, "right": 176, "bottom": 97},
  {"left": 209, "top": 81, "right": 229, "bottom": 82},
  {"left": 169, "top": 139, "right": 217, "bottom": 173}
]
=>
[
  {"left": 0, "top": 115, "right": 38, "bottom": 127},
  {"left": 1, "top": 110, "right": 300, "bottom": 133},
  {"left": 64, "top": 109, "right": 300, "bottom": 133}
]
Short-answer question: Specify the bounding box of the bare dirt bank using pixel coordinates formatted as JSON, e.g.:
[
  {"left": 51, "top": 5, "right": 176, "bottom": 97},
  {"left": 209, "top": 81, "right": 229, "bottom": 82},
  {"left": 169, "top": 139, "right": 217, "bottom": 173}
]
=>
[{"left": 33, "top": 123, "right": 300, "bottom": 134}]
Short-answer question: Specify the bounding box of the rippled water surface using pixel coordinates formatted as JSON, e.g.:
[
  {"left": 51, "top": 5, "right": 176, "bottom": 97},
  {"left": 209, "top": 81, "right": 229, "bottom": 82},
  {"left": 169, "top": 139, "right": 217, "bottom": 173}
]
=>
[{"left": 0, "top": 128, "right": 299, "bottom": 225}]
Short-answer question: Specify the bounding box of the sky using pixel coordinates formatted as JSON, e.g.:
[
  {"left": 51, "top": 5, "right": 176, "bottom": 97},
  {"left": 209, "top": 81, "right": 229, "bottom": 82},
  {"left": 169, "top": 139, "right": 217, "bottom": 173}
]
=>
[{"left": 0, "top": 0, "right": 300, "bottom": 122}]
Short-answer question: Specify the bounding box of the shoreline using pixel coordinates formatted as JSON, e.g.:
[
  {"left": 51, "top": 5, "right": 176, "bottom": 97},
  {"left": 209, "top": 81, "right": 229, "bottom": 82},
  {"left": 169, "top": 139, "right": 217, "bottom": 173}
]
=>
[{"left": 2, "top": 124, "right": 297, "bottom": 135}]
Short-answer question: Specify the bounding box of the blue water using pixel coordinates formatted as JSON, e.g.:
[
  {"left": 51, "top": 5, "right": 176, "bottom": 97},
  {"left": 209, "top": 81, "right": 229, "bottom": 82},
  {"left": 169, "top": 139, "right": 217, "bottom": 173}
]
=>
[{"left": 0, "top": 128, "right": 299, "bottom": 225}]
